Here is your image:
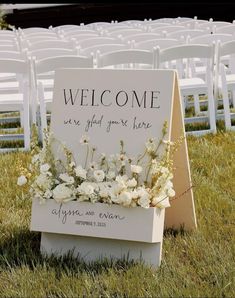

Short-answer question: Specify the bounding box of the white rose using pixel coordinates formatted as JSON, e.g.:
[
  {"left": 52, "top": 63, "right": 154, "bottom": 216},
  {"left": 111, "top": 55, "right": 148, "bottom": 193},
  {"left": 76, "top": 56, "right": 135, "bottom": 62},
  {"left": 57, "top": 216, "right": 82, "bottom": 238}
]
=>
[
  {"left": 118, "top": 191, "right": 132, "bottom": 207},
  {"left": 152, "top": 193, "right": 170, "bottom": 208},
  {"left": 17, "top": 175, "right": 27, "bottom": 186},
  {"left": 40, "top": 163, "right": 50, "bottom": 174},
  {"left": 94, "top": 170, "right": 105, "bottom": 182},
  {"left": 75, "top": 166, "right": 87, "bottom": 179},
  {"left": 52, "top": 184, "right": 74, "bottom": 203},
  {"left": 59, "top": 173, "right": 74, "bottom": 184},
  {"left": 131, "top": 165, "right": 143, "bottom": 174},
  {"left": 77, "top": 182, "right": 94, "bottom": 196},
  {"left": 167, "top": 188, "right": 175, "bottom": 197},
  {"left": 35, "top": 174, "right": 52, "bottom": 190},
  {"left": 126, "top": 178, "right": 137, "bottom": 188},
  {"left": 44, "top": 189, "right": 52, "bottom": 199},
  {"left": 138, "top": 195, "right": 150, "bottom": 208}
]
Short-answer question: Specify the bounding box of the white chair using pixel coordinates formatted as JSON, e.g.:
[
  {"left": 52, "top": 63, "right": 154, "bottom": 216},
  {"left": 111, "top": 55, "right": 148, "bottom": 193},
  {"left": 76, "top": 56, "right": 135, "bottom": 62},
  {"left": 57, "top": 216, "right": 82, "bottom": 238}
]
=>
[
  {"left": 26, "top": 40, "right": 75, "bottom": 51},
  {"left": 79, "top": 44, "right": 129, "bottom": 64},
  {"left": 215, "top": 40, "right": 235, "bottom": 129},
  {"left": 62, "top": 29, "right": 99, "bottom": 38},
  {"left": 0, "top": 59, "right": 31, "bottom": 152},
  {"left": 76, "top": 37, "right": 119, "bottom": 49},
  {"left": 134, "top": 38, "right": 181, "bottom": 51},
  {"left": 156, "top": 44, "right": 217, "bottom": 135},
  {"left": 31, "top": 55, "right": 93, "bottom": 140},
  {"left": 216, "top": 25, "right": 235, "bottom": 35},
  {"left": 107, "top": 29, "right": 144, "bottom": 38},
  {"left": 167, "top": 29, "right": 206, "bottom": 40},
  {"left": 27, "top": 48, "right": 78, "bottom": 61},
  {"left": 151, "top": 25, "right": 185, "bottom": 35},
  {"left": 101, "top": 25, "right": 131, "bottom": 33},
  {"left": 122, "top": 33, "right": 162, "bottom": 44},
  {"left": 97, "top": 49, "right": 157, "bottom": 69},
  {"left": 212, "top": 21, "right": 233, "bottom": 33}
]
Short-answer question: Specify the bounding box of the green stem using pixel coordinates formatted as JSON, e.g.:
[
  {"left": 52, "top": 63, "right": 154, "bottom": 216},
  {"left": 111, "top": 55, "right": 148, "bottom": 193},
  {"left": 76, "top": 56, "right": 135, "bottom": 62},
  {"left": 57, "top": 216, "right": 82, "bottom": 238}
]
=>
[{"left": 84, "top": 146, "right": 89, "bottom": 169}]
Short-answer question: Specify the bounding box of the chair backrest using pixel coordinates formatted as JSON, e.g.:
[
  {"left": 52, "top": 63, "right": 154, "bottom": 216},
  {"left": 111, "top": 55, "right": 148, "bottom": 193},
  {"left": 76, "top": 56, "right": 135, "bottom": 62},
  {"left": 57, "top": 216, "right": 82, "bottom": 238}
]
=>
[
  {"left": 190, "top": 33, "right": 233, "bottom": 45},
  {"left": 102, "top": 25, "right": 131, "bottom": 33},
  {"left": 26, "top": 40, "right": 74, "bottom": 51},
  {"left": 108, "top": 29, "right": 143, "bottom": 38},
  {"left": 27, "top": 48, "right": 78, "bottom": 60},
  {"left": 122, "top": 33, "right": 162, "bottom": 43},
  {"left": 79, "top": 44, "right": 128, "bottom": 58},
  {"left": 134, "top": 38, "right": 182, "bottom": 51},
  {"left": 0, "top": 44, "right": 20, "bottom": 52},
  {"left": 0, "top": 58, "right": 29, "bottom": 75},
  {"left": 77, "top": 37, "right": 119, "bottom": 48},
  {"left": 151, "top": 25, "right": 185, "bottom": 34},
  {"left": 68, "top": 34, "right": 100, "bottom": 43},
  {"left": 33, "top": 55, "right": 93, "bottom": 75},
  {"left": 18, "top": 27, "right": 52, "bottom": 35},
  {"left": 97, "top": 49, "right": 156, "bottom": 69},
  {"left": 167, "top": 29, "right": 205, "bottom": 39},
  {"left": 147, "top": 22, "right": 172, "bottom": 30},
  {"left": 157, "top": 44, "right": 214, "bottom": 78},
  {"left": 0, "top": 51, "right": 26, "bottom": 60},
  {"left": 216, "top": 25, "right": 235, "bottom": 35},
  {"left": 64, "top": 29, "right": 99, "bottom": 37}
]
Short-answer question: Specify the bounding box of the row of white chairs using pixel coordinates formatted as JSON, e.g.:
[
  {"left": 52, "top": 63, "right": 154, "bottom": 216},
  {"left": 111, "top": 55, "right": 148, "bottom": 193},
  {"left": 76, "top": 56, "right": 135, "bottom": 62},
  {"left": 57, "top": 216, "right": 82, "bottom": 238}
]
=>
[{"left": 1, "top": 41, "right": 235, "bottom": 152}]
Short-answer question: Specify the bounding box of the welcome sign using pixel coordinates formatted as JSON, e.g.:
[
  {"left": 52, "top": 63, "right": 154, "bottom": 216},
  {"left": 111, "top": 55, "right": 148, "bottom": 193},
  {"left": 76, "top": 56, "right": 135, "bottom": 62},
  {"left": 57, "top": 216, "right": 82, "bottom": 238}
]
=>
[{"left": 31, "top": 68, "right": 196, "bottom": 266}]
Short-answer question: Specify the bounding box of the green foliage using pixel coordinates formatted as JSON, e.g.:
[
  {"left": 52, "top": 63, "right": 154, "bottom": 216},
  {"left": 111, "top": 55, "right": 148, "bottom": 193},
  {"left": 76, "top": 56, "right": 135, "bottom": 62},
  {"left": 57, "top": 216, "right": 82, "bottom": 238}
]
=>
[
  {"left": 0, "top": 7, "right": 10, "bottom": 30},
  {"left": 0, "top": 132, "right": 235, "bottom": 297}
]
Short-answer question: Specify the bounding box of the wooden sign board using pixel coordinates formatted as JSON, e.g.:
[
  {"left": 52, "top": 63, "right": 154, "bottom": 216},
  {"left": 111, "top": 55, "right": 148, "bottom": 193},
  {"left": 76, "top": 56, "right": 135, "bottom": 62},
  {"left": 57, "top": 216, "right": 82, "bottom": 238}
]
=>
[{"left": 31, "top": 68, "right": 196, "bottom": 267}]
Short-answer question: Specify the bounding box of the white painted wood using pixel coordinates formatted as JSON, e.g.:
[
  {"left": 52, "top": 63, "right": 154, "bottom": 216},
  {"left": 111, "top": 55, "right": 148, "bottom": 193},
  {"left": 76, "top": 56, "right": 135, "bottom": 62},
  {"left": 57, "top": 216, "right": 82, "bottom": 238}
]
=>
[
  {"left": 31, "top": 200, "right": 165, "bottom": 243},
  {"left": 41, "top": 232, "right": 163, "bottom": 267}
]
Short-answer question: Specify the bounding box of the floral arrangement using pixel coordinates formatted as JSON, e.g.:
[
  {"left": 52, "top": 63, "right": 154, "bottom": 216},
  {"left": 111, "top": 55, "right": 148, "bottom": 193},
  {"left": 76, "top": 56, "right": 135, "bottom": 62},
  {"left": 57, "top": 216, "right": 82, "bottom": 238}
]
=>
[{"left": 18, "top": 122, "right": 182, "bottom": 209}]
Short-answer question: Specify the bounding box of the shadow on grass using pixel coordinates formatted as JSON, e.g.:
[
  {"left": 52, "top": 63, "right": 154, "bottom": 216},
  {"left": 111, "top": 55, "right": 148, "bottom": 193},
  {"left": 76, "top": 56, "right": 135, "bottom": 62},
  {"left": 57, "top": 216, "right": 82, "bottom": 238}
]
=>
[{"left": 0, "top": 229, "right": 143, "bottom": 276}]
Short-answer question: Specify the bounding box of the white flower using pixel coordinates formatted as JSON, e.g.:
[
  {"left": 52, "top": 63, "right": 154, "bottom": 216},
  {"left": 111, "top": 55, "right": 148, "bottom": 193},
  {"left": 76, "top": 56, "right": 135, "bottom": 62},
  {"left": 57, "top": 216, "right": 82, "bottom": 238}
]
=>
[
  {"left": 59, "top": 173, "right": 74, "bottom": 184},
  {"left": 138, "top": 194, "right": 150, "bottom": 208},
  {"left": 32, "top": 154, "right": 40, "bottom": 164},
  {"left": 163, "top": 140, "right": 174, "bottom": 146},
  {"left": 52, "top": 184, "right": 74, "bottom": 203},
  {"left": 106, "top": 171, "right": 116, "bottom": 180},
  {"left": 80, "top": 135, "right": 90, "bottom": 145},
  {"left": 44, "top": 189, "right": 52, "bottom": 199},
  {"left": 130, "top": 165, "right": 143, "bottom": 174},
  {"left": 94, "top": 170, "right": 105, "bottom": 182},
  {"left": 77, "top": 182, "right": 95, "bottom": 196},
  {"left": 126, "top": 178, "right": 137, "bottom": 188},
  {"left": 40, "top": 163, "right": 50, "bottom": 174},
  {"left": 145, "top": 138, "right": 156, "bottom": 152},
  {"left": 35, "top": 174, "right": 52, "bottom": 190},
  {"left": 152, "top": 193, "right": 170, "bottom": 208},
  {"left": 137, "top": 187, "right": 150, "bottom": 205},
  {"left": 118, "top": 191, "right": 132, "bottom": 207},
  {"left": 167, "top": 188, "right": 175, "bottom": 197},
  {"left": 75, "top": 165, "right": 87, "bottom": 179},
  {"left": 17, "top": 175, "right": 27, "bottom": 186},
  {"left": 116, "top": 153, "right": 128, "bottom": 166}
]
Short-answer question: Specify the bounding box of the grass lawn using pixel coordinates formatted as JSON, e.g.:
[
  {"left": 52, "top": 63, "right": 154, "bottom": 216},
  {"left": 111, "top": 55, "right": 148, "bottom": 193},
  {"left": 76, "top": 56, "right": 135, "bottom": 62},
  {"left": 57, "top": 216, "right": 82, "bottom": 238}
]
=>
[{"left": 0, "top": 131, "right": 234, "bottom": 297}]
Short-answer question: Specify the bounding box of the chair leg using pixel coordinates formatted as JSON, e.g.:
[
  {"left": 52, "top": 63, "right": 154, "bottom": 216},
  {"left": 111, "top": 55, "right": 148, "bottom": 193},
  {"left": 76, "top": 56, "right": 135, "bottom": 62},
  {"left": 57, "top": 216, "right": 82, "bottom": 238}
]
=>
[
  {"left": 193, "top": 93, "right": 200, "bottom": 115},
  {"left": 206, "top": 77, "right": 217, "bottom": 133},
  {"left": 232, "top": 88, "right": 235, "bottom": 108},
  {"left": 23, "top": 86, "right": 31, "bottom": 150},
  {"left": 38, "top": 83, "right": 48, "bottom": 146},
  {"left": 220, "top": 64, "right": 232, "bottom": 130}
]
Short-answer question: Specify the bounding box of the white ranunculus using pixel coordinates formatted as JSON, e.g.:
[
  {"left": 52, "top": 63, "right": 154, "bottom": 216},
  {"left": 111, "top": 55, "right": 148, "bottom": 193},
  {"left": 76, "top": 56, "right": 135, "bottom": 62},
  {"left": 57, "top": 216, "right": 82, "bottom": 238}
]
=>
[
  {"left": 40, "top": 163, "right": 50, "bottom": 174},
  {"left": 35, "top": 173, "right": 51, "bottom": 189},
  {"left": 126, "top": 178, "right": 137, "bottom": 188},
  {"left": 145, "top": 138, "right": 156, "bottom": 152},
  {"left": 138, "top": 194, "right": 150, "bottom": 208},
  {"left": 77, "top": 182, "right": 95, "bottom": 196},
  {"left": 118, "top": 191, "right": 132, "bottom": 207},
  {"left": 89, "top": 162, "right": 98, "bottom": 171},
  {"left": 43, "top": 189, "right": 52, "bottom": 199},
  {"left": 130, "top": 165, "right": 143, "bottom": 174},
  {"left": 59, "top": 173, "right": 74, "bottom": 184},
  {"left": 75, "top": 165, "right": 87, "bottom": 179},
  {"left": 167, "top": 188, "right": 175, "bottom": 197},
  {"left": 52, "top": 184, "right": 74, "bottom": 203},
  {"left": 94, "top": 170, "right": 105, "bottom": 182},
  {"left": 17, "top": 175, "right": 27, "bottom": 186},
  {"left": 152, "top": 193, "right": 170, "bottom": 208}
]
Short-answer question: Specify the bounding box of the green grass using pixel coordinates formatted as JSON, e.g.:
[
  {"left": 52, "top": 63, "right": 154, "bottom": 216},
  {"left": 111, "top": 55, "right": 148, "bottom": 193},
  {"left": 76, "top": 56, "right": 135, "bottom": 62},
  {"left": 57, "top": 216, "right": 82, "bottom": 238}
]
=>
[{"left": 0, "top": 132, "right": 235, "bottom": 297}]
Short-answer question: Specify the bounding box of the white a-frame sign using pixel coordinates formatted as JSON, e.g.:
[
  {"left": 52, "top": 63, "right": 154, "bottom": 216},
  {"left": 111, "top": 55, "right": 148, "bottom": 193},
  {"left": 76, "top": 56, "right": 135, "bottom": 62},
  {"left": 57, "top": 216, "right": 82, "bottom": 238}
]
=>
[{"left": 31, "top": 69, "right": 197, "bottom": 267}]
